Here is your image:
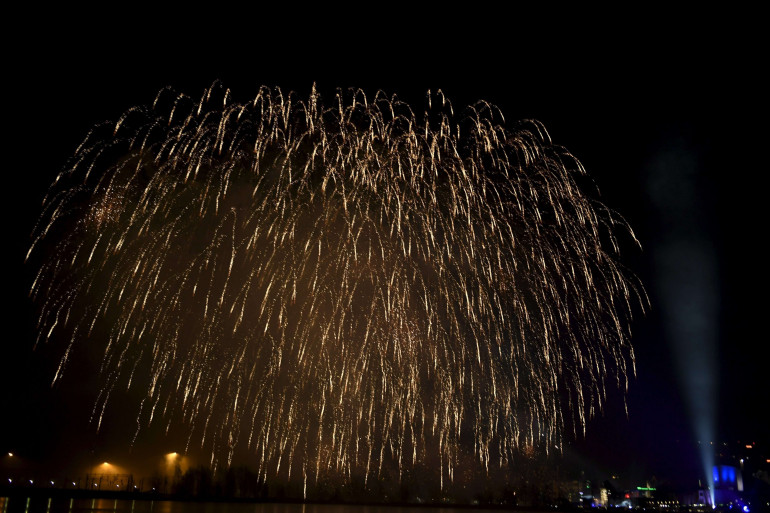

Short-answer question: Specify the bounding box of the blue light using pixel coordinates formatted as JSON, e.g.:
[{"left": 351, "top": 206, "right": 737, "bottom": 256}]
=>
[
  {"left": 714, "top": 465, "right": 738, "bottom": 486},
  {"left": 742, "top": 506, "right": 749, "bottom": 513}
]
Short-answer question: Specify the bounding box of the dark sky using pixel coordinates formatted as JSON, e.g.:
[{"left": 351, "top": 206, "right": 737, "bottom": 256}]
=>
[{"left": 2, "top": 13, "right": 764, "bottom": 491}]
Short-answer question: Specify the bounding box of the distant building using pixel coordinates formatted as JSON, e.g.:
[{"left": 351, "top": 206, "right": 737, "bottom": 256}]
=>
[
  {"left": 681, "top": 487, "right": 711, "bottom": 507},
  {"left": 712, "top": 464, "right": 743, "bottom": 506}
]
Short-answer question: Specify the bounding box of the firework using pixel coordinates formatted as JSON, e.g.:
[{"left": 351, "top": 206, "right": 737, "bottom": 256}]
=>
[{"left": 29, "top": 82, "right": 643, "bottom": 491}]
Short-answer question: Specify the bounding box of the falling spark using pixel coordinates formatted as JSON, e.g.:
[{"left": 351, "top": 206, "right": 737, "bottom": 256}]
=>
[{"left": 29, "top": 82, "right": 643, "bottom": 486}]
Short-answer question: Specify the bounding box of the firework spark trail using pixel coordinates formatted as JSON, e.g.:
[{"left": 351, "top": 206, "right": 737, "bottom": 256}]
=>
[{"left": 29, "top": 82, "right": 643, "bottom": 488}]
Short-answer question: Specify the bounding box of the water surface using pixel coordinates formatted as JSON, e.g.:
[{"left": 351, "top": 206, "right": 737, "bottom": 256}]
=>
[{"left": 0, "top": 499, "right": 514, "bottom": 513}]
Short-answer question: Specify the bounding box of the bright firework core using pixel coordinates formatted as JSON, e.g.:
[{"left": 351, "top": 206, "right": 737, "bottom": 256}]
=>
[{"left": 29, "top": 83, "right": 643, "bottom": 489}]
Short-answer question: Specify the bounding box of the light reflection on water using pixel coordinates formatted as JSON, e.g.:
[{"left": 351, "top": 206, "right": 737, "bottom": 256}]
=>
[{"left": 1, "top": 500, "right": 513, "bottom": 513}]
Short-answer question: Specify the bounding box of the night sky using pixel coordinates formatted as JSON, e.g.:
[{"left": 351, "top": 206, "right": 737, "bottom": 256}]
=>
[{"left": 2, "top": 13, "right": 764, "bottom": 494}]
